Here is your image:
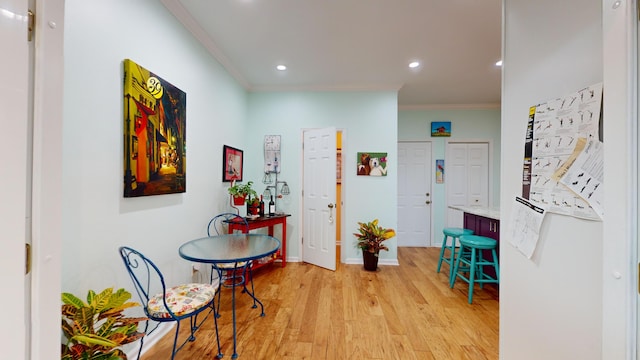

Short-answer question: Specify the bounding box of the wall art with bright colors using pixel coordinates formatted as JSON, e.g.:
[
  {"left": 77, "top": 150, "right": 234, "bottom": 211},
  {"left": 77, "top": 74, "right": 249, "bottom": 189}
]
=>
[{"left": 123, "top": 59, "right": 186, "bottom": 197}]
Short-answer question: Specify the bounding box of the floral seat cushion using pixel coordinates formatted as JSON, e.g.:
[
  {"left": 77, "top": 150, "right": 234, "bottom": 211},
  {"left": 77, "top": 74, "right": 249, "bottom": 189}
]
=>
[
  {"left": 147, "top": 283, "right": 217, "bottom": 319},
  {"left": 215, "top": 261, "right": 249, "bottom": 269}
]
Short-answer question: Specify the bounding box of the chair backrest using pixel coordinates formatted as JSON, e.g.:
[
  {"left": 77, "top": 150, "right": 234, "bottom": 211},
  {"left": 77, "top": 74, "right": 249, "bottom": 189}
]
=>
[
  {"left": 118, "top": 246, "right": 174, "bottom": 319},
  {"left": 207, "top": 212, "right": 249, "bottom": 236}
]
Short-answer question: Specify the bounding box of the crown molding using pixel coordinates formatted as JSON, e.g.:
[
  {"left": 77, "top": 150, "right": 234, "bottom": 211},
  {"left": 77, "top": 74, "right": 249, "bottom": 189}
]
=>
[
  {"left": 161, "top": 0, "right": 251, "bottom": 89},
  {"left": 399, "top": 103, "right": 501, "bottom": 111},
  {"left": 249, "top": 83, "right": 403, "bottom": 93}
]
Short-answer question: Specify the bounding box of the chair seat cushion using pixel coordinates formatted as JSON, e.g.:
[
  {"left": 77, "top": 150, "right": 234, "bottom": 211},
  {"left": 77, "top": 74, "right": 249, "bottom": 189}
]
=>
[
  {"left": 147, "top": 283, "right": 217, "bottom": 319},
  {"left": 215, "top": 261, "right": 248, "bottom": 269}
]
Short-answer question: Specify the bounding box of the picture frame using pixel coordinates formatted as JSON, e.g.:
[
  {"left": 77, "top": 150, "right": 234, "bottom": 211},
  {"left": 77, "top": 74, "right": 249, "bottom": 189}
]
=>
[
  {"left": 431, "top": 121, "right": 452, "bottom": 137},
  {"left": 356, "top": 152, "right": 388, "bottom": 176},
  {"left": 223, "top": 145, "right": 244, "bottom": 182},
  {"left": 436, "top": 159, "right": 444, "bottom": 184}
]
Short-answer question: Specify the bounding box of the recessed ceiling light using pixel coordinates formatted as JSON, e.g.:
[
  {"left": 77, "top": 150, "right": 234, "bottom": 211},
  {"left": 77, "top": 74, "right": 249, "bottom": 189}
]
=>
[
  {"left": 409, "top": 61, "right": 420, "bottom": 68},
  {"left": 276, "top": 65, "right": 287, "bottom": 71},
  {"left": 495, "top": 60, "right": 503, "bottom": 66}
]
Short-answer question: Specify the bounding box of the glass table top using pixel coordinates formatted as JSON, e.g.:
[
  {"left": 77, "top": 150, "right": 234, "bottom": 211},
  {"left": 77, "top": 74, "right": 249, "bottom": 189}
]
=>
[{"left": 179, "top": 233, "right": 281, "bottom": 264}]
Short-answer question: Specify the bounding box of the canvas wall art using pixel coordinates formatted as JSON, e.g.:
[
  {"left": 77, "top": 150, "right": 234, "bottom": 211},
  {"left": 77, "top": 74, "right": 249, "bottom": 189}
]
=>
[
  {"left": 356, "top": 152, "right": 388, "bottom": 176},
  {"left": 431, "top": 121, "right": 451, "bottom": 137},
  {"left": 123, "top": 59, "right": 186, "bottom": 197}
]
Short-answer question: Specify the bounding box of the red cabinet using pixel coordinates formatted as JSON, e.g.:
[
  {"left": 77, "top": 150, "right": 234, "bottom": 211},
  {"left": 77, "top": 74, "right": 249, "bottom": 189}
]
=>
[{"left": 228, "top": 214, "right": 290, "bottom": 270}]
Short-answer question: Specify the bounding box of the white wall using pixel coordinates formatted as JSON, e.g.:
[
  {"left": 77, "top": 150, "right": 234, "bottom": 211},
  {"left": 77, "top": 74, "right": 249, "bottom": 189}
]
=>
[
  {"left": 398, "top": 108, "right": 501, "bottom": 246},
  {"left": 246, "top": 91, "right": 399, "bottom": 264},
  {"left": 62, "top": 0, "right": 401, "bottom": 318},
  {"left": 62, "top": 0, "right": 248, "bottom": 301},
  {"left": 501, "top": 0, "right": 604, "bottom": 358}
]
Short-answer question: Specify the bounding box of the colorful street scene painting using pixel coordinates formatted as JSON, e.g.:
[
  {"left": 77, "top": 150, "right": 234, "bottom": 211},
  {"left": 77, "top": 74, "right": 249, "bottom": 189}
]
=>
[
  {"left": 123, "top": 59, "right": 186, "bottom": 197},
  {"left": 357, "top": 152, "right": 388, "bottom": 176}
]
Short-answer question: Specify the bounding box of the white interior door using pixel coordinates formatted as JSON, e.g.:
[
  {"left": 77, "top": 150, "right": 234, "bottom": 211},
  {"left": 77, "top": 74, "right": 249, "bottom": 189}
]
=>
[
  {"left": 446, "top": 142, "right": 490, "bottom": 227},
  {"left": 447, "top": 143, "right": 469, "bottom": 227},
  {"left": 302, "top": 127, "right": 336, "bottom": 270},
  {"left": 467, "top": 143, "right": 489, "bottom": 206},
  {"left": 397, "top": 142, "right": 432, "bottom": 247},
  {"left": 2, "top": 1, "right": 30, "bottom": 359}
]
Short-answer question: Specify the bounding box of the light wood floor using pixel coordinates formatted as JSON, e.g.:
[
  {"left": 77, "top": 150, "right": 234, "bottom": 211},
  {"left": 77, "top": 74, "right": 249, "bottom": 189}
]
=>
[{"left": 140, "top": 247, "right": 498, "bottom": 360}]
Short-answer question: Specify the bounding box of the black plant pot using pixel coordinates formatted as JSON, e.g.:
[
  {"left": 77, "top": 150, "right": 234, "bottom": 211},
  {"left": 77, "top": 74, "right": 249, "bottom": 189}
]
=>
[{"left": 362, "top": 250, "right": 379, "bottom": 271}]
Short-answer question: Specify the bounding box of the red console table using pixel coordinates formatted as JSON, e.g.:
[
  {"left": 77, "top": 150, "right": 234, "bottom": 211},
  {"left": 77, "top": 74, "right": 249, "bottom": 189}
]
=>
[{"left": 228, "top": 214, "right": 290, "bottom": 268}]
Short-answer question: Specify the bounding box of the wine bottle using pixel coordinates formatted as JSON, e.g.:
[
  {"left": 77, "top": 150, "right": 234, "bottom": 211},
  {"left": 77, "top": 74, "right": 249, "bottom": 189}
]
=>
[
  {"left": 268, "top": 196, "right": 275, "bottom": 216},
  {"left": 259, "top": 195, "right": 265, "bottom": 217}
]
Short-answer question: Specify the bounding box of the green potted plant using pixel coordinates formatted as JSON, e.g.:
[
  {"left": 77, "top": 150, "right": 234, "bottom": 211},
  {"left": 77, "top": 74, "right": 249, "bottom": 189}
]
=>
[
  {"left": 354, "top": 219, "right": 396, "bottom": 271},
  {"left": 227, "top": 180, "right": 257, "bottom": 206},
  {"left": 61, "top": 287, "right": 146, "bottom": 360}
]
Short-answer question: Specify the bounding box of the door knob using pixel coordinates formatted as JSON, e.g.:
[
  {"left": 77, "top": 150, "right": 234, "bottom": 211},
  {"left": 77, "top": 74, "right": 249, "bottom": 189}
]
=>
[
  {"left": 426, "top": 201, "right": 431, "bottom": 204},
  {"left": 328, "top": 203, "right": 334, "bottom": 208}
]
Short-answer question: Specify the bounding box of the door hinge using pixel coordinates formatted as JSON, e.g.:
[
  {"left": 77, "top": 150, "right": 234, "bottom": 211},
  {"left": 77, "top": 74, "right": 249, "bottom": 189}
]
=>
[
  {"left": 25, "top": 243, "right": 31, "bottom": 275},
  {"left": 28, "top": 10, "right": 34, "bottom": 42}
]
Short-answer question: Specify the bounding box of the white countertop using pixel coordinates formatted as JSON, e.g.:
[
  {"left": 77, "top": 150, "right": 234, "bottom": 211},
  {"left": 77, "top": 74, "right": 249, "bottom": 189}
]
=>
[{"left": 449, "top": 205, "right": 500, "bottom": 220}]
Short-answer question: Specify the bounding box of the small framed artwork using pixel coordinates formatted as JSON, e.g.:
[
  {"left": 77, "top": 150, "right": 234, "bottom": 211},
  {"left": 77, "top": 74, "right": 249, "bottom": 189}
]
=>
[
  {"left": 436, "top": 159, "right": 444, "bottom": 184},
  {"left": 431, "top": 121, "right": 451, "bottom": 137},
  {"left": 223, "top": 145, "right": 243, "bottom": 182},
  {"left": 356, "top": 152, "right": 388, "bottom": 176}
]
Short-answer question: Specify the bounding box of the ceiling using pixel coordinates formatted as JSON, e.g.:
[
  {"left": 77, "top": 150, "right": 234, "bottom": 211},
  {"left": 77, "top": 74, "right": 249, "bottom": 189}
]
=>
[{"left": 163, "top": 0, "right": 502, "bottom": 108}]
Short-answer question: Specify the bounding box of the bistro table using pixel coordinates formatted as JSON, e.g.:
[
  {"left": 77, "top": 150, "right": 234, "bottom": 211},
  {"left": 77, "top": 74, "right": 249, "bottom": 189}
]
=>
[{"left": 179, "top": 233, "right": 281, "bottom": 359}]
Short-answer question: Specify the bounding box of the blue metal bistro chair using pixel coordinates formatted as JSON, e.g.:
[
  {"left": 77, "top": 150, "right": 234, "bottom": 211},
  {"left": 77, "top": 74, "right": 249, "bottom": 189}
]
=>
[
  {"left": 207, "top": 213, "right": 258, "bottom": 311},
  {"left": 119, "top": 246, "right": 222, "bottom": 360}
]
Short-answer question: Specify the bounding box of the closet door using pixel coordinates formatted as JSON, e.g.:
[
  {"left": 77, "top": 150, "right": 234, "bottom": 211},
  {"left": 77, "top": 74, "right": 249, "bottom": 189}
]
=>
[{"left": 446, "top": 142, "right": 489, "bottom": 227}]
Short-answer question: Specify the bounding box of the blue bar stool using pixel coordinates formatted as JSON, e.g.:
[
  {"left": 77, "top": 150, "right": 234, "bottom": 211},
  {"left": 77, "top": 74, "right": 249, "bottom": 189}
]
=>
[
  {"left": 436, "top": 227, "right": 474, "bottom": 285},
  {"left": 450, "top": 234, "right": 500, "bottom": 304}
]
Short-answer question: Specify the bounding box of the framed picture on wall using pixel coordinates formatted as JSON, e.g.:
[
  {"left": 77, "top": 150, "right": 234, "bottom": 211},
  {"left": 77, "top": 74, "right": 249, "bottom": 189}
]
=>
[
  {"left": 123, "top": 59, "right": 186, "bottom": 197},
  {"left": 223, "top": 145, "right": 243, "bottom": 182},
  {"left": 356, "top": 152, "right": 388, "bottom": 176},
  {"left": 436, "top": 159, "right": 444, "bottom": 183},
  {"left": 431, "top": 121, "right": 451, "bottom": 137}
]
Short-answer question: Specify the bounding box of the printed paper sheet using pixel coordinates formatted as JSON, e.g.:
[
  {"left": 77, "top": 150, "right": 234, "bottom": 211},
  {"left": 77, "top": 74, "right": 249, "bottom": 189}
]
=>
[{"left": 521, "top": 82, "right": 602, "bottom": 220}]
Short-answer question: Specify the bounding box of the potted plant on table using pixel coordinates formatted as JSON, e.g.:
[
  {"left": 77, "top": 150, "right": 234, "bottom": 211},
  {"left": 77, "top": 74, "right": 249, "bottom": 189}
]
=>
[
  {"left": 61, "top": 287, "right": 146, "bottom": 360},
  {"left": 354, "top": 219, "right": 396, "bottom": 271},
  {"left": 246, "top": 193, "right": 261, "bottom": 216},
  {"left": 227, "top": 180, "right": 257, "bottom": 206}
]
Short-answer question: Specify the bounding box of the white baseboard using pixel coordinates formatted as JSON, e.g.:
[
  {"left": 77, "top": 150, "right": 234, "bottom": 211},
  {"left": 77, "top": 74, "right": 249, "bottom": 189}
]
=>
[
  {"left": 345, "top": 257, "right": 400, "bottom": 266},
  {"left": 125, "top": 322, "right": 175, "bottom": 359}
]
